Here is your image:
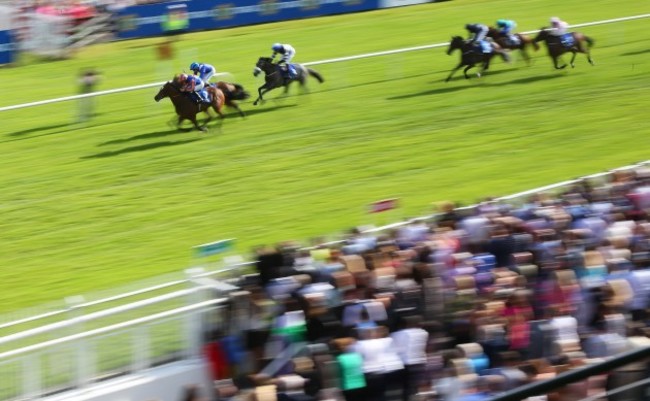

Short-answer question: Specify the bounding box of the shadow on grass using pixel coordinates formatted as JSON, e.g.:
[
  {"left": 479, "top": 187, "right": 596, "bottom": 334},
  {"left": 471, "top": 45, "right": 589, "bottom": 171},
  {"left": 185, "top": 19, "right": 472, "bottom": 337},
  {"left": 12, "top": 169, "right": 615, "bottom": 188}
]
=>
[
  {"left": 8, "top": 122, "right": 74, "bottom": 137},
  {"left": 236, "top": 103, "right": 298, "bottom": 117},
  {"left": 98, "top": 127, "right": 188, "bottom": 146},
  {"left": 315, "top": 72, "right": 434, "bottom": 95},
  {"left": 2, "top": 115, "right": 158, "bottom": 143},
  {"left": 387, "top": 85, "right": 471, "bottom": 100},
  {"left": 81, "top": 138, "right": 201, "bottom": 159},
  {"left": 489, "top": 73, "right": 568, "bottom": 86},
  {"left": 440, "top": 66, "right": 520, "bottom": 82},
  {"left": 620, "top": 49, "right": 650, "bottom": 57}
]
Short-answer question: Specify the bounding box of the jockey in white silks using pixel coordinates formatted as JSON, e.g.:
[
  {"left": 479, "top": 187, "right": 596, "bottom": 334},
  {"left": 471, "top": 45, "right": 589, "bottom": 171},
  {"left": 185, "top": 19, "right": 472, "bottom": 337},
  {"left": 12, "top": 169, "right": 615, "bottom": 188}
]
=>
[{"left": 270, "top": 43, "right": 297, "bottom": 79}]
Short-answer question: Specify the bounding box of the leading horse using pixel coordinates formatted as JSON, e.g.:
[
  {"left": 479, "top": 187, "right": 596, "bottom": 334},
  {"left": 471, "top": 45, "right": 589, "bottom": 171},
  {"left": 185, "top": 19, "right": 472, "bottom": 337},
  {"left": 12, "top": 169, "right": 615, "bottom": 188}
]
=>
[
  {"left": 154, "top": 76, "right": 226, "bottom": 132},
  {"left": 533, "top": 28, "right": 594, "bottom": 69},
  {"left": 252, "top": 57, "right": 324, "bottom": 106},
  {"left": 486, "top": 27, "right": 539, "bottom": 65},
  {"left": 445, "top": 36, "right": 510, "bottom": 82}
]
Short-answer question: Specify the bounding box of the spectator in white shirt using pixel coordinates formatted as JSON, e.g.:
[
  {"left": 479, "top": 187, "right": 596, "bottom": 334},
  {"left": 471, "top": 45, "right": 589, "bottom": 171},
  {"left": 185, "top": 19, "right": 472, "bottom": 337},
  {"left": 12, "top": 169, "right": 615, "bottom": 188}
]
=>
[{"left": 391, "top": 315, "right": 429, "bottom": 401}]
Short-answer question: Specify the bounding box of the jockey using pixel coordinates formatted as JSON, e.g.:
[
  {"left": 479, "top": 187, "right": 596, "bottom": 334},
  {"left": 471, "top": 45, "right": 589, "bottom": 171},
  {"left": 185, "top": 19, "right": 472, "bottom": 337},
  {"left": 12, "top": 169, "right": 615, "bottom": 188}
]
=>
[
  {"left": 270, "top": 43, "right": 297, "bottom": 79},
  {"left": 189, "top": 62, "right": 217, "bottom": 85},
  {"left": 496, "top": 19, "right": 518, "bottom": 44},
  {"left": 178, "top": 73, "right": 210, "bottom": 104},
  {"left": 465, "top": 23, "right": 490, "bottom": 53},
  {"left": 465, "top": 23, "right": 489, "bottom": 43},
  {"left": 549, "top": 16, "right": 569, "bottom": 36}
]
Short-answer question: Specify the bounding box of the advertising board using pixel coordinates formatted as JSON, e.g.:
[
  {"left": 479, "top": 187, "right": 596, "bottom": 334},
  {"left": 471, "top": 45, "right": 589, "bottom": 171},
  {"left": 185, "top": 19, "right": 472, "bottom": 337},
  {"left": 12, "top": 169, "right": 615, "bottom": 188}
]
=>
[{"left": 116, "top": 0, "right": 380, "bottom": 39}]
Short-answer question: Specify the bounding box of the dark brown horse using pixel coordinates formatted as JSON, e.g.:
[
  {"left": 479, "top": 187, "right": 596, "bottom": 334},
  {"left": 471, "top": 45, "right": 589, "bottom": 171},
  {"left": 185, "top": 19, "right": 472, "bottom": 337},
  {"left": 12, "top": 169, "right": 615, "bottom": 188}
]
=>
[
  {"left": 252, "top": 57, "right": 324, "bottom": 106},
  {"left": 487, "top": 27, "right": 539, "bottom": 65},
  {"left": 153, "top": 76, "right": 226, "bottom": 132},
  {"left": 214, "top": 81, "right": 250, "bottom": 117},
  {"left": 445, "top": 36, "right": 510, "bottom": 82},
  {"left": 533, "top": 28, "right": 594, "bottom": 69}
]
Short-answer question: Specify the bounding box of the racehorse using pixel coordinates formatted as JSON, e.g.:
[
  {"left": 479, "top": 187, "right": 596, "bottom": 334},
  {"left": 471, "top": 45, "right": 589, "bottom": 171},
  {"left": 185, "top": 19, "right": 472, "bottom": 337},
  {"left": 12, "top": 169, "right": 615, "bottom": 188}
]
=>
[
  {"left": 215, "top": 81, "right": 250, "bottom": 117},
  {"left": 154, "top": 76, "right": 226, "bottom": 132},
  {"left": 533, "top": 27, "right": 594, "bottom": 69},
  {"left": 487, "top": 27, "right": 539, "bottom": 65},
  {"left": 252, "top": 57, "right": 324, "bottom": 106},
  {"left": 445, "top": 36, "right": 510, "bottom": 82}
]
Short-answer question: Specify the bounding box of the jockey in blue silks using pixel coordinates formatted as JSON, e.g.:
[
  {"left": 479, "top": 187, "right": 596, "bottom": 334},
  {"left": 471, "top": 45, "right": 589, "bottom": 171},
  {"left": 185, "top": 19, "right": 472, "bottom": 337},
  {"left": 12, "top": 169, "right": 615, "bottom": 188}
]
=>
[
  {"left": 178, "top": 73, "right": 210, "bottom": 104},
  {"left": 270, "top": 43, "right": 297, "bottom": 79},
  {"left": 189, "top": 62, "right": 217, "bottom": 85},
  {"left": 496, "top": 19, "right": 519, "bottom": 45},
  {"left": 465, "top": 23, "right": 491, "bottom": 53}
]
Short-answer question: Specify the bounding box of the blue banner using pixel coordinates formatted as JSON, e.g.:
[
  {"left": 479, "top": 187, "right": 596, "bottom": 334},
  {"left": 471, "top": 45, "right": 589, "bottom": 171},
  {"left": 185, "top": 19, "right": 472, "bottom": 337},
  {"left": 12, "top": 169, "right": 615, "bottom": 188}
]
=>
[
  {"left": 116, "top": 0, "right": 379, "bottom": 39},
  {"left": 0, "top": 30, "right": 14, "bottom": 64}
]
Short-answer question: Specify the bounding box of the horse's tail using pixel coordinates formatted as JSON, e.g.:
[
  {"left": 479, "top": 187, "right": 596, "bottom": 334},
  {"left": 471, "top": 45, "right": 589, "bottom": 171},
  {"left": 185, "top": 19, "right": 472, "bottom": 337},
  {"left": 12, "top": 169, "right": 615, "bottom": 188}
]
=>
[
  {"left": 307, "top": 68, "right": 325, "bottom": 83},
  {"left": 585, "top": 35, "right": 595, "bottom": 48},
  {"left": 231, "top": 84, "right": 251, "bottom": 100}
]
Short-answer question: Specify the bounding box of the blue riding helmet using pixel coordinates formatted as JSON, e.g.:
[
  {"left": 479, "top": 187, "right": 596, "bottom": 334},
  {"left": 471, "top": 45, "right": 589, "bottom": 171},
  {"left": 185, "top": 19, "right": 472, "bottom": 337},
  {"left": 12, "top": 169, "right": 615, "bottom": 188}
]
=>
[
  {"left": 272, "top": 43, "right": 283, "bottom": 52},
  {"left": 465, "top": 24, "right": 472, "bottom": 30},
  {"left": 189, "top": 62, "right": 200, "bottom": 71}
]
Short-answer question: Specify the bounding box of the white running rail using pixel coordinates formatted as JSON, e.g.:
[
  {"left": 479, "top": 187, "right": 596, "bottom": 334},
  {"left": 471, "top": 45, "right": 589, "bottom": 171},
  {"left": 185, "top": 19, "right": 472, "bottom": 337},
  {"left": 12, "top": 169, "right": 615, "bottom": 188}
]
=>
[{"left": 0, "top": 13, "right": 648, "bottom": 112}]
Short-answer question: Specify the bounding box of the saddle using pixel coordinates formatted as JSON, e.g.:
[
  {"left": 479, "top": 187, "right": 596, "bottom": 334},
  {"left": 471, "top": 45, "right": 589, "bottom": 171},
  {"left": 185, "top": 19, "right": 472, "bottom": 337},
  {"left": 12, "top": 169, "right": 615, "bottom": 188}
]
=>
[
  {"left": 560, "top": 33, "right": 575, "bottom": 48},
  {"left": 278, "top": 63, "right": 297, "bottom": 79},
  {"left": 506, "top": 34, "right": 520, "bottom": 46},
  {"left": 472, "top": 40, "right": 492, "bottom": 54},
  {"left": 189, "top": 90, "right": 211, "bottom": 104}
]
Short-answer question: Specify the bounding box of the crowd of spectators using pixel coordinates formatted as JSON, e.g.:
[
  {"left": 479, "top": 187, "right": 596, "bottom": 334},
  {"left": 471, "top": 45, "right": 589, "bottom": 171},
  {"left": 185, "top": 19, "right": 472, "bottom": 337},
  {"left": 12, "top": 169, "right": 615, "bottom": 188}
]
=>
[{"left": 187, "top": 166, "right": 650, "bottom": 401}]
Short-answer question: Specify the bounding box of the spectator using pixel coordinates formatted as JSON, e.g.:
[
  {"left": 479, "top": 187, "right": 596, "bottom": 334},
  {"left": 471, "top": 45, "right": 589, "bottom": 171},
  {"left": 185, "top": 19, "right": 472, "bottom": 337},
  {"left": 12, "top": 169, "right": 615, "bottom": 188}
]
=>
[
  {"left": 77, "top": 68, "right": 100, "bottom": 122},
  {"left": 391, "top": 315, "right": 429, "bottom": 401}
]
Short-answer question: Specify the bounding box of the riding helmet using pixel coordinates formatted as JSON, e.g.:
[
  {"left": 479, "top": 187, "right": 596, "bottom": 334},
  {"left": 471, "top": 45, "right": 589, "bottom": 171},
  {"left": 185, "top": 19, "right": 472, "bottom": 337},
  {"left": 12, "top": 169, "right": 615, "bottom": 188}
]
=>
[{"left": 190, "top": 62, "right": 200, "bottom": 71}]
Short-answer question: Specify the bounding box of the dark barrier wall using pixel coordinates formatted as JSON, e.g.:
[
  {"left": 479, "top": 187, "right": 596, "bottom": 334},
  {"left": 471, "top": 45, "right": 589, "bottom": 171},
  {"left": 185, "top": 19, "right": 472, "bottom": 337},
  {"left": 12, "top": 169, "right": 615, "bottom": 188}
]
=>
[{"left": 116, "top": 0, "right": 380, "bottom": 40}]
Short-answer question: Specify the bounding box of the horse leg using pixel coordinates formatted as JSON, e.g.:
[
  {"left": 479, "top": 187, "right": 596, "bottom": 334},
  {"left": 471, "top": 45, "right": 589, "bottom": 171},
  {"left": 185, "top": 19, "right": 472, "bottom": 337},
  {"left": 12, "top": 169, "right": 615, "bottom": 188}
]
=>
[
  {"left": 570, "top": 51, "right": 578, "bottom": 68},
  {"left": 253, "top": 85, "right": 268, "bottom": 106},
  {"left": 230, "top": 101, "right": 245, "bottom": 118},
  {"left": 445, "top": 63, "right": 463, "bottom": 82},
  {"left": 576, "top": 40, "right": 595, "bottom": 66},
  {"left": 463, "top": 64, "right": 475, "bottom": 79},
  {"left": 553, "top": 55, "right": 567, "bottom": 70},
  {"left": 520, "top": 48, "right": 531, "bottom": 66},
  {"left": 213, "top": 103, "right": 225, "bottom": 119},
  {"left": 191, "top": 115, "right": 206, "bottom": 132},
  {"left": 587, "top": 51, "right": 595, "bottom": 66},
  {"left": 227, "top": 100, "right": 246, "bottom": 118}
]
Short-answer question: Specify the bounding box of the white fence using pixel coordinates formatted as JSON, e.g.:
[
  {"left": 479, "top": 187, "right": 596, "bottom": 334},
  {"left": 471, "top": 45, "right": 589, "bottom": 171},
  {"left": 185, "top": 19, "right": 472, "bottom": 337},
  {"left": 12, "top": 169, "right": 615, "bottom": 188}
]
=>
[
  {"left": 1, "top": 13, "right": 649, "bottom": 113},
  {"left": 0, "top": 268, "right": 234, "bottom": 401}
]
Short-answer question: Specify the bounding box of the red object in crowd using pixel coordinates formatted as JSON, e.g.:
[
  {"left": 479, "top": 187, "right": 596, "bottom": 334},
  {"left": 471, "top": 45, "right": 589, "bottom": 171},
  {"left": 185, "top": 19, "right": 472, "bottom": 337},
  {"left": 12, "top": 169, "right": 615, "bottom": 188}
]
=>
[{"left": 203, "top": 341, "right": 231, "bottom": 380}]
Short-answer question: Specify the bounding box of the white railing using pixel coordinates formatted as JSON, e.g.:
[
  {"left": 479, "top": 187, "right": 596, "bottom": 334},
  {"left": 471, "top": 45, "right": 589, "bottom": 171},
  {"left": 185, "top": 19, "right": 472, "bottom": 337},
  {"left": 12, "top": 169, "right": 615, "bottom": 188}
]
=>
[
  {"left": 1, "top": 13, "right": 649, "bottom": 113},
  {"left": 0, "top": 275, "right": 229, "bottom": 401},
  {"left": 0, "top": 264, "right": 250, "bottom": 334}
]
